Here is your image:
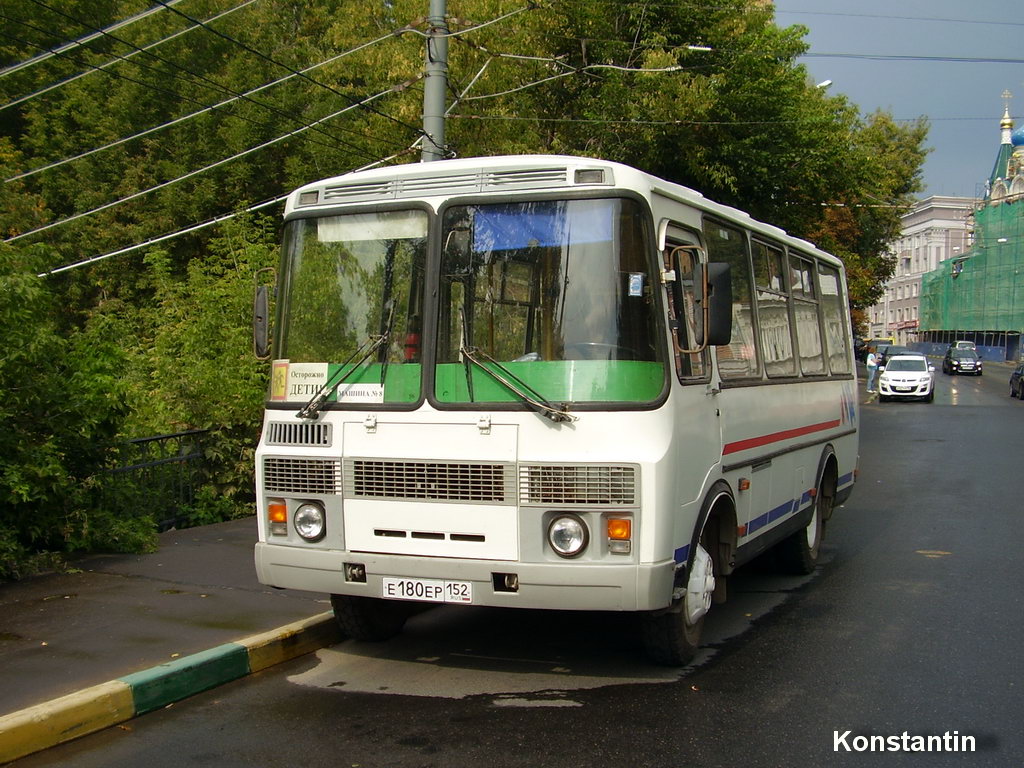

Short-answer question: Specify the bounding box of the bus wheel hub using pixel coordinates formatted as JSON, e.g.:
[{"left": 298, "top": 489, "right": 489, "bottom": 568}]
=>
[{"left": 686, "top": 544, "right": 715, "bottom": 625}]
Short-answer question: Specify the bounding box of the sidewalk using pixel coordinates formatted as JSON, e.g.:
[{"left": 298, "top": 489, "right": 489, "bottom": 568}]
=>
[{"left": 0, "top": 517, "right": 340, "bottom": 763}]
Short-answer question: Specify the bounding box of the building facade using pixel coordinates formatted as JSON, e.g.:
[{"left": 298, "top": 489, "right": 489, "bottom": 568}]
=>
[{"left": 867, "top": 196, "right": 973, "bottom": 345}]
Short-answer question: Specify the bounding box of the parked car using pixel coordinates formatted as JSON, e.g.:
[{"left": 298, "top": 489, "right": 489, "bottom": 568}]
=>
[
  {"left": 1010, "top": 363, "right": 1024, "bottom": 399},
  {"left": 859, "top": 337, "right": 894, "bottom": 362},
  {"left": 878, "top": 354, "right": 935, "bottom": 402},
  {"left": 949, "top": 340, "right": 976, "bottom": 351},
  {"left": 876, "top": 344, "right": 912, "bottom": 367},
  {"left": 942, "top": 348, "right": 983, "bottom": 376}
]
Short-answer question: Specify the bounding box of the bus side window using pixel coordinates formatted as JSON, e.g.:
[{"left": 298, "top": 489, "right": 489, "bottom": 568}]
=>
[
  {"left": 753, "top": 239, "right": 797, "bottom": 377},
  {"left": 790, "top": 252, "right": 825, "bottom": 375},
  {"left": 703, "top": 219, "right": 759, "bottom": 379},
  {"left": 818, "top": 263, "right": 851, "bottom": 374},
  {"left": 663, "top": 240, "right": 707, "bottom": 380}
]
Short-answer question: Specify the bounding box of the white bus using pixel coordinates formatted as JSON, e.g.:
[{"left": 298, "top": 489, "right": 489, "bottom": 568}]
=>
[{"left": 253, "top": 155, "right": 859, "bottom": 665}]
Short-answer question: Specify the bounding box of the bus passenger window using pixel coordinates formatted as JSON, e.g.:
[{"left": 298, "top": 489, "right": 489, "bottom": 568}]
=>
[
  {"left": 703, "top": 220, "right": 759, "bottom": 379},
  {"left": 791, "top": 254, "right": 825, "bottom": 375},
  {"left": 753, "top": 240, "right": 796, "bottom": 377},
  {"left": 818, "top": 263, "right": 851, "bottom": 374}
]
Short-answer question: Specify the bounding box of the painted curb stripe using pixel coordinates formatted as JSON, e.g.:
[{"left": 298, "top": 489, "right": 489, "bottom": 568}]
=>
[
  {"left": 119, "top": 643, "right": 250, "bottom": 716},
  {"left": 0, "top": 612, "right": 340, "bottom": 763},
  {"left": 0, "top": 681, "right": 134, "bottom": 765},
  {"left": 242, "top": 611, "right": 341, "bottom": 673}
]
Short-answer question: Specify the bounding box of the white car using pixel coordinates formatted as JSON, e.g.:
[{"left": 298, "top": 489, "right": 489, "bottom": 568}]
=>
[{"left": 878, "top": 354, "right": 935, "bottom": 402}]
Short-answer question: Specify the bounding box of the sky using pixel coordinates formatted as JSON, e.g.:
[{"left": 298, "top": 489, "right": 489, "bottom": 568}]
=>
[{"left": 772, "top": 0, "right": 1024, "bottom": 200}]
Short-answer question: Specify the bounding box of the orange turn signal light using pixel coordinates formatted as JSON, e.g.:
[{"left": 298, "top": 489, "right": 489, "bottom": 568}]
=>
[
  {"left": 268, "top": 500, "right": 287, "bottom": 523},
  {"left": 607, "top": 518, "right": 631, "bottom": 540}
]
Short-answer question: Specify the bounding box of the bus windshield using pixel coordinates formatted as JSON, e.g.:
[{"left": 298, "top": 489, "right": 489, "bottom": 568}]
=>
[
  {"left": 436, "top": 198, "right": 665, "bottom": 405},
  {"left": 272, "top": 209, "right": 427, "bottom": 405}
]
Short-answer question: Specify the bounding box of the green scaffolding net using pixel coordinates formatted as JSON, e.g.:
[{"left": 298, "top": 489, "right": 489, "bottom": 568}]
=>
[{"left": 920, "top": 199, "right": 1024, "bottom": 336}]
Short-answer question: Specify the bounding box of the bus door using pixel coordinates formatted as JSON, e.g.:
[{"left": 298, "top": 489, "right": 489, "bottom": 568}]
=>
[{"left": 662, "top": 224, "right": 723, "bottom": 543}]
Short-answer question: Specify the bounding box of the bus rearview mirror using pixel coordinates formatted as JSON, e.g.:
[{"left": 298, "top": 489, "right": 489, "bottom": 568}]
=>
[
  {"left": 253, "top": 284, "right": 271, "bottom": 360},
  {"left": 695, "top": 262, "right": 732, "bottom": 347}
]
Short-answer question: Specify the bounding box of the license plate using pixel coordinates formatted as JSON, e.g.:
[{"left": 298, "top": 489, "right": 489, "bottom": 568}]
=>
[
  {"left": 381, "top": 577, "right": 473, "bottom": 604},
  {"left": 895, "top": 386, "right": 912, "bottom": 392}
]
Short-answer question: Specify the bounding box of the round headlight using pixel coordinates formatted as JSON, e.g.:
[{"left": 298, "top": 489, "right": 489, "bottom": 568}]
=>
[
  {"left": 548, "top": 514, "right": 588, "bottom": 558},
  {"left": 294, "top": 502, "right": 326, "bottom": 542}
]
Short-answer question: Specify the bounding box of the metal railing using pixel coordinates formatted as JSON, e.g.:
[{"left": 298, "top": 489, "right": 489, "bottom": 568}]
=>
[{"left": 105, "top": 429, "right": 208, "bottom": 531}]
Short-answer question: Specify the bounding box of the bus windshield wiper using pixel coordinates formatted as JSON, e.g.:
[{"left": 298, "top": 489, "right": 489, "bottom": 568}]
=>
[
  {"left": 459, "top": 344, "right": 576, "bottom": 423},
  {"left": 297, "top": 332, "right": 390, "bottom": 420}
]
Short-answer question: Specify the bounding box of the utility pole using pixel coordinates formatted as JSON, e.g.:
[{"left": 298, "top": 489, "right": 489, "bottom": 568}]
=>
[{"left": 421, "top": 0, "right": 448, "bottom": 162}]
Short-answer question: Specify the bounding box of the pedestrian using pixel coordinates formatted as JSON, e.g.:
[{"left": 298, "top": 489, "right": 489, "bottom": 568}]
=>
[{"left": 865, "top": 346, "right": 878, "bottom": 393}]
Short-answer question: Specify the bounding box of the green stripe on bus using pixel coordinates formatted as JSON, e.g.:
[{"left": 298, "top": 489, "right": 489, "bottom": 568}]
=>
[{"left": 435, "top": 360, "right": 664, "bottom": 403}]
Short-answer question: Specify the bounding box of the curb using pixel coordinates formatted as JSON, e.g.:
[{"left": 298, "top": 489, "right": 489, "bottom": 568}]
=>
[{"left": 0, "top": 611, "right": 341, "bottom": 765}]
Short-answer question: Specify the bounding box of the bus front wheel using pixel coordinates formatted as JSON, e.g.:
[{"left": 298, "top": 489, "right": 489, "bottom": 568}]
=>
[
  {"left": 640, "top": 543, "right": 716, "bottom": 666},
  {"left": 330, "top": 594, "right": 409, "bottom": 641}
]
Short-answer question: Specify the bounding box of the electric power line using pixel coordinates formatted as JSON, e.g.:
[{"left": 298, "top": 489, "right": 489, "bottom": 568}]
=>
[
  {"left": 14, "top": 0, "right": 395, "bottom": 163},
  {"left": 0, "top": 24, "right": 388, "bottom": 172},
  {"left": 7, "top": 77, "right": 420, "bottom": 245},
  {"left": 1, "top": 0, "right": 261, "bottom": 112},
  {"left": 0, "top": 0, "right": 183, "bottom": 79},
  {"left": 4, "top": 24, "right": 418, "bottom": 183},
  {"left": 36, "top": 144, "right": 421, "bottom": 277},
  {"left": 150, "top": 0, "right": 426, "bottom": 139}
]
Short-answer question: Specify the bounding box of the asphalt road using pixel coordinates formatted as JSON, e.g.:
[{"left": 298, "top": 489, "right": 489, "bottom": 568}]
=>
[{"left": 15, "top": 365, "right": 1024, "bottom": 768}]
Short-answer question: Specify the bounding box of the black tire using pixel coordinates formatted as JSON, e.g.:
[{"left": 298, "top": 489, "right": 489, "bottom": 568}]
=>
[
  {"left": 776, "top": 466, "right": 834, "bottom": 575},
  {"left": 641, "top": 521, "right": 719, "bottom": 666},
  {"left": 330, "top": 594, "right": 409, "bottom": 641},
  {"left": 640, "top": 595, "right": 704, "bottom": 667}
]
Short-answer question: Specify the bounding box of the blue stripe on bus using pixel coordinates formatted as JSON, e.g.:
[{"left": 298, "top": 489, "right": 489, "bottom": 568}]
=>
[
  {"left": 838, "top": 471, "right": 854, "bottom": 487},
  {"left": 745, "top": 495, "right": 808, "bottom": 536},
  {"left": 749, "top": 499, "right": 794, "bottom": 536},
  {"left": 674, "top": 544, "right": 690, "bottom": 564}
]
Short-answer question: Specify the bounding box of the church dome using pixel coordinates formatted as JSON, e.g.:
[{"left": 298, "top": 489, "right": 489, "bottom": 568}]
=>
[{"left": 1013, "top": 125, "right": 1024, "bottom": 147}]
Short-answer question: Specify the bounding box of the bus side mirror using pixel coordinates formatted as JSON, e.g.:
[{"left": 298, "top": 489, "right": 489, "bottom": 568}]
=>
[
  {"left": 695, "top": 262, "right": 732, "bottom": 347},
  {"left": 254, "top": 284, "right": 271, "bottom": 359},
  {"left": 253, "top": 267, "right": 276, "bottom": 360}
]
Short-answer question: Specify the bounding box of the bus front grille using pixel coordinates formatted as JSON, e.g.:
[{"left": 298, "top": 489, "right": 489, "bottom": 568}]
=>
[
  {"left": 264, "top": 421, "right": 332, "bottom": 447},
  {"left": 345, "top": 459, "right": 514, "bottom": 504},
  {"left": 519, "top": 464, "right": 638, "bottom": 506},
  {"left": 263, "top": 457, "right": 343, "bottom": 495}
]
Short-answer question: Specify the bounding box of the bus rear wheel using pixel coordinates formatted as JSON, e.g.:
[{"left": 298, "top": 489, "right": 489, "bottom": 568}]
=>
[
  {"left": 776, "top": 466, "right": 835, "bottom": 574},
  {"left": 330, "top": 595, "right": 409, "bottom": 641},
  {"left": 640, "top": 542, "right": 716, "bottom": 666}
]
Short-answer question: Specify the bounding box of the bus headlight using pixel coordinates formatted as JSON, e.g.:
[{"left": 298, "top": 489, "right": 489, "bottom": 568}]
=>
[
  {"left": 548, "top": 514, "right": 588, "bottom": 558},
  {"left": 294, "top": 502, "right": 326, "bottom": 542}
]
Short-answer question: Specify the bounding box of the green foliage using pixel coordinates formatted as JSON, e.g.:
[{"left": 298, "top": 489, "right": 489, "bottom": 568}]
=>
[
  {"left": 183, "top": 485, "right": 251, "bottom": 528},
  {"left": 118, "top": 213, "right": 277, "bottom": 505},
  {"left": 0, "top": 0, "right": 928, "bottom": 576},
  {"left": 0, "top": 242, "right": 136, "bottom": 579}
]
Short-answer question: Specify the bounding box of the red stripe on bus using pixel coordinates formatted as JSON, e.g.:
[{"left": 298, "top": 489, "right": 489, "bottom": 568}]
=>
[{"left": 722, "top": 419, "right": 841, "bottom": 456}]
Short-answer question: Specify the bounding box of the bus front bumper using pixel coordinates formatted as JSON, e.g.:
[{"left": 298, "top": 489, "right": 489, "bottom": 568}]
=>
[{"left": 255, "top": 542, "right": 676, "bottom": 612}]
